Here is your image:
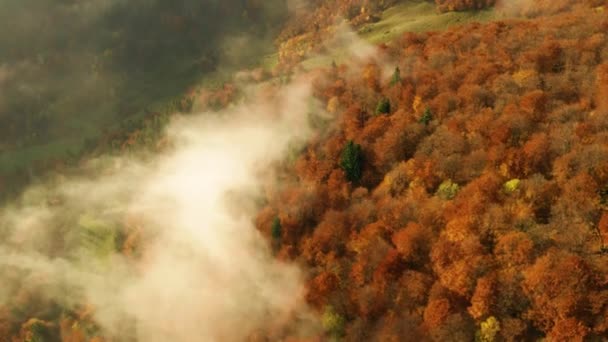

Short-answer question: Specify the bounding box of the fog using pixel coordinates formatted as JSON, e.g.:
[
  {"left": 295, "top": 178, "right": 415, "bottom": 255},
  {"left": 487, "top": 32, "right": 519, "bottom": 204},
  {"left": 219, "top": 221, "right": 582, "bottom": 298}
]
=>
[
  {"left": 0, "top": 78, "right": 321, "bottom": 340},
  {"left": 0, "top": 1, "right": 390, "bottom": 339}
]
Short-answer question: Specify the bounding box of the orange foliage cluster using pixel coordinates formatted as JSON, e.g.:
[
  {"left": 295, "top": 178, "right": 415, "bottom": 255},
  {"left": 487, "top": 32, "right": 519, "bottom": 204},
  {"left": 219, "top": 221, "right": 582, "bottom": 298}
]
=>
[{"left": 258, "top": 3, "right": 608, "bottom": 340}]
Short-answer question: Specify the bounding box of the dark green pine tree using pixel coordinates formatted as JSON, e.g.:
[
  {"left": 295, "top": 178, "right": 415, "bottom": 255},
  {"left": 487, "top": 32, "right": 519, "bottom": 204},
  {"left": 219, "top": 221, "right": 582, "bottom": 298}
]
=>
[
  {"left": 271, "top": 216, "right": 282, "bottom": 241},
  {"left": 420, "top": 107, "right": 433, "bottom": 125},
  {"left": 375, "top": 98, "right": 391, "bottom": 115},
  {"left": 340, "top": 140, "right": 363, "bottom": 183}
]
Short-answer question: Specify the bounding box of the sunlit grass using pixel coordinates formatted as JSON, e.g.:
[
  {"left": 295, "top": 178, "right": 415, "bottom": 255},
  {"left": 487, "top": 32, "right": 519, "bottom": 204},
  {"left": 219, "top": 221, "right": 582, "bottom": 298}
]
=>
[{"left": 302, "top": 0, "right": 505, "bottom": 69}]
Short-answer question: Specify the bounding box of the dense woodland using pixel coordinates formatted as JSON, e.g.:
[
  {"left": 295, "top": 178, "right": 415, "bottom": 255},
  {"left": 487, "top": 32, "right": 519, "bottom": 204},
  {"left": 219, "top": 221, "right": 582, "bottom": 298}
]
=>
[
  {"left": 258, "top": 0, "right": 608, "bottom": 340},
  {"left": 2, "top": 0, "right": 608, "bottom": 341}
]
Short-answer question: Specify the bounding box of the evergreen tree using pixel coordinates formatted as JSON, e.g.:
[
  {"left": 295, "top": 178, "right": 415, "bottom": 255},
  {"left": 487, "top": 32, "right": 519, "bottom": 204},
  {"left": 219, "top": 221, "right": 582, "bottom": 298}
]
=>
[
  {"left": 375, "top": 98, "right": 391, "bottom": 115},
  {"left": 420, "top": 107, "right": 433, "bottom": 125},
  {"left": 271, "top": 216, "right": 282, "bottom": 241},
  {"left": 340, "top": 140, "right": 363, "bottom": 183}
]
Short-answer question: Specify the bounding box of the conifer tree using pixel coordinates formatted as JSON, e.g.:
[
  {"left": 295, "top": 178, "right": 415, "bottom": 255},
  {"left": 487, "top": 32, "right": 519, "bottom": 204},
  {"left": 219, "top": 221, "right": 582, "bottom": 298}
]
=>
[
  {"left": 271, "top": 216, "right": 282, "bottom": 241},
  {"left": 340, "top": 140, "right": 363, "bottom": 183},
  {"left": 420, "top": 107, "right": 433, "bottom": 125},
  {"left": 376, "top": 98, "right": 391, "bottom": 115}
]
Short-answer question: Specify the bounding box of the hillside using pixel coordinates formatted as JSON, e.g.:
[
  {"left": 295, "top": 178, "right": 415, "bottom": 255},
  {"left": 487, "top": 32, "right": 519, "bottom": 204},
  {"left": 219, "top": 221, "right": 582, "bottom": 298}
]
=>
[
  {"left": 0, "top": 0, "right": 286, "bottom": 188},
  {"left": 1, "top": 0, "right": 608, "bottom": 341},
  {"left": 256, "top": 1, "right": 608, "bottom": 340}
]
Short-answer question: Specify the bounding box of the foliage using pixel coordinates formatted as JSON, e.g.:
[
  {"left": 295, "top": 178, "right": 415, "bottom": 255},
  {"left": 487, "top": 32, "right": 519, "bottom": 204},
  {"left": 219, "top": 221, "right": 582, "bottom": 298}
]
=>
[
  {"left": 6, "top": 0, "right": 608, "bottom": 341},
  {"left": 321, "top": 306, "right": 345, "bottom": 339},
  {"left": 271, "top": 217, "right": 282, "bottom": 241},
  {"left": 257, "top": 2, "right": 608, "bottom": 340},
  {"left": 22, "top": 319, "right": 56, "bottom": 342},
  {"left": 340, "top": 140, "right": 363, "bottom": 183},
  {"left": 375, "top": 98, "right": 391, "bottom": 115},
  {"left": 477, "top": 316, "right": 500, "bottom": 342},
  {"left": 419, "top": 107, "right": 433, "bottom": 125},
  {"left": 503, "top": 179, "right": 521, "bottom": 193},
  {"left": 436, "top": 179, "right": 460, "bottom": 200}
]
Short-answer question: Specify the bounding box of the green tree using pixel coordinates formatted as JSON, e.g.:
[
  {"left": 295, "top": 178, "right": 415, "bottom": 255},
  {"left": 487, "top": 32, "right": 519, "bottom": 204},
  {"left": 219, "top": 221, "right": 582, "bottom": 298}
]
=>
[
  {"left": 390, "top": 66, "right": 401, "bottom": 86},
  {"left": 375, "top": 98, "right": 391, "bottom": 115},
  {"left": 436, "top": 180, "right": 460, "bottom": 200},
  {"left": 322, "top": 306, "right": 345, "bottom": 340},
  {"left": 25, "top": 319, "right": 55, "bottom": 342},
  {"left": 340, "top": 140, "right": 363, "bottom": 183},
  {"left": 271, "top": 216, "right": 282, "bottom": 241},
  {"left": 476, "top": 316, "right": 500, "bottom": 342},
  {"left": 420, "top": 107, "right": 433, "bottom": 125},
  {"left": 504, "top": 179, "right": 521, "bottom": 193}
]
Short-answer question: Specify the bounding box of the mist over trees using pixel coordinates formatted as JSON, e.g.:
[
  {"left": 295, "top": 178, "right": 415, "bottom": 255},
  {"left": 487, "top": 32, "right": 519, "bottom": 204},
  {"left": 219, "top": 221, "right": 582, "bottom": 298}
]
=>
[{"left": 2, "top": 0, "right": 608, "bottom": 341}]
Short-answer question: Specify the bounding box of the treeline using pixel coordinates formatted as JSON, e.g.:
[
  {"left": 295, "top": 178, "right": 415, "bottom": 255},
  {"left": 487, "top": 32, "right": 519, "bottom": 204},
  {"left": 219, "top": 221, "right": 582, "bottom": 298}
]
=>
[
  {"left": 257, "top": 2, "right": 608, "bottom": 340},
  {"left": 436, "top": 0, "right": 606, "bottom": 13},
  {"left": 434, "top": 0, "right": 496, "bottom": 12}
]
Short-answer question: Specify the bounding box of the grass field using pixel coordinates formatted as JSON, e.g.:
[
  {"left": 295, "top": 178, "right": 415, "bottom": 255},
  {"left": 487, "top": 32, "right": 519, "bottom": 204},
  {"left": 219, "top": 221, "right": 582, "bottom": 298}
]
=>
[
  {"left": 360, "top": 1, "right": 499, "bottom": 43},
  {"left": 0, "top": 47, "right": 275, "bottom": 174}
]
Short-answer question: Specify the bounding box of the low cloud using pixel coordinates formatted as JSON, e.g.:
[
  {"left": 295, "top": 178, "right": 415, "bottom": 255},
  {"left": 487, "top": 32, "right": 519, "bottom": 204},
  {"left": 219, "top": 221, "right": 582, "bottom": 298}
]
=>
[{"left": 0, "top": 77, "right": 321, "bottom": 341}]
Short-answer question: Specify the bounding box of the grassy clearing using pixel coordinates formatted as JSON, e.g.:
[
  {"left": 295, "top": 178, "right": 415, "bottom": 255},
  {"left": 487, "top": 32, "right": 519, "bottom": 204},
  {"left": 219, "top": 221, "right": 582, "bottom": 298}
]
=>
[
  {"left": 0, "top": 69, "right": 199, "bottom": 173},
  {"left": 0, "top": 40, "right": 279, "bottom": 174},
  {"left": 360, "top": 1, "right": 498, "bottom": 43},
  {"left": 302, "top": 0, "right": 506, "bottom": 69}
]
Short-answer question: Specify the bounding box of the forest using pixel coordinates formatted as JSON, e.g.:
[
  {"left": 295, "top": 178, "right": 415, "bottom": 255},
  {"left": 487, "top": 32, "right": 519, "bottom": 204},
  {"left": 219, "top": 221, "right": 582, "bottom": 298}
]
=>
[{"left": 1, "top": 0, "right": 608, "bottom": 341}]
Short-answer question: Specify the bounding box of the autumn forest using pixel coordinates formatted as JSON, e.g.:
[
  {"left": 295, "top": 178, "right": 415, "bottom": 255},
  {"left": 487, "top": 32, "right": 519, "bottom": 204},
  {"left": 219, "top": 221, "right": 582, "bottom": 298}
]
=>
[{"left": 1, "top": 0, "right": 608, "bottom": 341}]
